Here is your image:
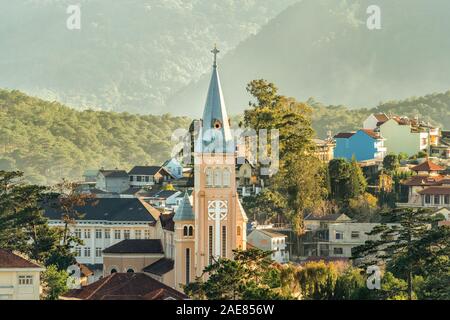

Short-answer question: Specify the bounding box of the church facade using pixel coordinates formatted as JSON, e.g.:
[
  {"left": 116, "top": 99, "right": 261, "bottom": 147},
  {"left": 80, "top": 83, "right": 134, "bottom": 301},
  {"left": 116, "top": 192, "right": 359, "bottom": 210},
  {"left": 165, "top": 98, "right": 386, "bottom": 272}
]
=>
[{"left": 173, "top": 47, "right": 248, "bottom": 290}]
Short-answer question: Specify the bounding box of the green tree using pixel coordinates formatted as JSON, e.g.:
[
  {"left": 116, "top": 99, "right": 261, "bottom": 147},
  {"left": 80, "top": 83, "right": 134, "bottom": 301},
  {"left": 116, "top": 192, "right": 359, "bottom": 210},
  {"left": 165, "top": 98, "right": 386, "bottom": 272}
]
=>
[
  {"left": 184, "top": 248, "right": 291, "bottom": 300},
  {"left": 352, "top": 208, "right": 448, "bottom": 300},
  {"left": 41, "top": 265, "right": 69, "bottom": 300},
  {"left": 383, "top": 154, "right": 400, "bottom": 173}
]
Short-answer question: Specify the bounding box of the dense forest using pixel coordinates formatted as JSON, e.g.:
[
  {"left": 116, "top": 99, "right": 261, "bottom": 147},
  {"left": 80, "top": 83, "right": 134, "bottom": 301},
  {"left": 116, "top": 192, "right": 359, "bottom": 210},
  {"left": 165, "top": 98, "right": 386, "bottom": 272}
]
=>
[
  {"left": 0, "top": 90, "right": 191, "bottom": 185},
  {"left": 1, "top": 88, "right": 449, "bottom": 185}
]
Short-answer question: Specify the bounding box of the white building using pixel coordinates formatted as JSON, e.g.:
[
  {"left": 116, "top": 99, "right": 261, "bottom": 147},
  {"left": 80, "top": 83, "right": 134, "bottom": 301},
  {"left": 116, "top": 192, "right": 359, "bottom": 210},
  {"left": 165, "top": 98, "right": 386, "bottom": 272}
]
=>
[
  {"left": 44, "top": 198, "right": 160, "bottom": 279},
  {"left": 0, "top": 249, "right": 45, "bottom": 300},
  {"left": 247, "top": 229, "right": 289, "bottom": 264}
]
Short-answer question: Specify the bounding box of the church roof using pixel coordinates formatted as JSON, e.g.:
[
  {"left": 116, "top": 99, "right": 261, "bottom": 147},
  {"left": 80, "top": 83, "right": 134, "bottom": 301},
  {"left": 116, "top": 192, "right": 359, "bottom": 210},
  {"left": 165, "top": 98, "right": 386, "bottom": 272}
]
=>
[
  {"left": 173, "top": 192, "right": 194, "bottom": 222},
  {"left": 411, "top": 160, "right": 445, "bottom": 172},
  {"left": 195, "top": 46, "right": 234, "bottom": 154}
]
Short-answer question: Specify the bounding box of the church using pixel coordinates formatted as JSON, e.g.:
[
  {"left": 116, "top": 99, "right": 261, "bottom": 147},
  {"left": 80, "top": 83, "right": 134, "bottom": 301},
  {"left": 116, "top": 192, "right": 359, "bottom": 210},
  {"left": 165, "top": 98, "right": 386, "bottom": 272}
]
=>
[{"left": 172, "top": 46, "right": 248, "bottom": 290}]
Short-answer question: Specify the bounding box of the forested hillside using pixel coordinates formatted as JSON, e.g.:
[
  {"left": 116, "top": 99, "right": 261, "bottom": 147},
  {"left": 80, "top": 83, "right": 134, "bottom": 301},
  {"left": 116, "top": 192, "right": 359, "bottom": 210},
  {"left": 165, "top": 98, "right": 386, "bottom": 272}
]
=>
[
  {"left": 0, "top": 0, "right": 297, "bottom": 114},
  {"left": 0, "top": 90, "right": 191, "bottom": 185},
  {"left": 1, "top": 89, "right": 449, "bottom": 185}
]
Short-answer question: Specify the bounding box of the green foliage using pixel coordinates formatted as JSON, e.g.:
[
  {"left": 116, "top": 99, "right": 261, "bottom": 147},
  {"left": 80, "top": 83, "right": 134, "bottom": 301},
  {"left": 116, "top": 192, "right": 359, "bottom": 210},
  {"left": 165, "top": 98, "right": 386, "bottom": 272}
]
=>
[
  {"left": 0, "top": 89, "right": 191, "bottom": 185},
  {"left": 41, "top": 265, "right": 69, "bottom": 300},
  {"left": 383, "top": 154, "right": 400, "bottom": 173},
  {"left": 184, "top": 248, "right": 292, "bottom": 300},
  {"left": 328, "top": 158, "right": 367, "bottom": 205}
]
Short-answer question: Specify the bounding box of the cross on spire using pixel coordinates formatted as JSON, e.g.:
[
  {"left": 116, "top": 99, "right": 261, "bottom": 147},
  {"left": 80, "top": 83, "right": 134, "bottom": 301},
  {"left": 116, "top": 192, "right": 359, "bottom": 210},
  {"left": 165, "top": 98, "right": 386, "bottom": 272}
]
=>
[{"left": 211, "top": 44, "right": 220, "bottom": 67}]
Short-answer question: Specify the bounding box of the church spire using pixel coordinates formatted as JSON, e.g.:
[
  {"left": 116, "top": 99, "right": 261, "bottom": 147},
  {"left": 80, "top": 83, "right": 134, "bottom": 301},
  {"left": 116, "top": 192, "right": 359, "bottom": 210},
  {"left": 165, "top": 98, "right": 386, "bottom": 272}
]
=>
[{"left": 196, "top": 45, "right": 234, "bottom": 154}]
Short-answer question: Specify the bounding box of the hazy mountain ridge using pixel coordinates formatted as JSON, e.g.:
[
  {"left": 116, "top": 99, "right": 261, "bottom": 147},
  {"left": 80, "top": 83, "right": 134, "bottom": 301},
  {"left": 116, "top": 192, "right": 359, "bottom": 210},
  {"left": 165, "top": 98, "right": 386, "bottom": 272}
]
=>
[
  {"left": 168, "top": 0, "right": 450, "bottom": 116},
  {"left": 0, "top": 0, "right": 298, "bottom": 114}
]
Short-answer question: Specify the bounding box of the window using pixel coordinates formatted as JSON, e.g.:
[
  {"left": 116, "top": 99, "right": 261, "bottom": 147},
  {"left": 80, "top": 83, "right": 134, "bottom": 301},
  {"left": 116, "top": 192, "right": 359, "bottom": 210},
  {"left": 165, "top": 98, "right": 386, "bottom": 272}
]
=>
[
  {"left": 209, "top": 226, "right": 213, "bottom": 265},
  {"left": 351, "top": 231, "right": 360, "bottom": 239},
  {"left": 183, "top": 226, "right": 188, "bottom": 237},
  {"left": 124, "top": 230, "right": 131, "bottom": 240},
  {"left": 114, "top": 230, "right": 121, "bottom": 240},
  {"left": 445, "top": 195, "right": 450, "bottom": 205},
  {"left": 75, "top": 229, "right": 81, "bottom": 238},
  {"left": 110, "top": 269, "right": 117, "bottom": 274},
  {"left": 145, "top": 176, "right": 150, "bottom": 183},
  {"left": 84, "top": 229, "right": 91, "bottom": 239},
  {"left": 105, "top": 229, "right": 111, "bottom": 239},
  {"left": 223, "top": 168, "right": 231, "bottom": 187},
  {"left": 185, "top": 248, "right": 191, "bottom": 284},
  {"left": 95, "top": 229, "right": 102, "bottom": 239},
  {"left": 214, "top": 168, "right": 222, "bottom": 187},
  {"left": 237, "top": 226, "right": 241, "bottom": 237},
  {"left": 18, "top": 276, "right": 33, "bottom": 286},
  {"left": 425, "top": 195, "right": 431, "bottom": 204},
  {"left": 75, "top": 247, "right": 82, "bottom": 257},
  {"left": 188, "top": 226, "right": 194, "bottom": 237},
  {"left": 206, "top": 168, "right": 213, "bottom": 187},
  {"left": 434, "top": 195, "right": 440, "bottom": 205},
  {"left": 130, "top": 176, "right": 134, "bottom": 182},
  {"left": 222, "top": 226, "right": 227, "bottom": 257},
  {"left": 135, "top": 230, "right": 142, "bottom": 239},
  {"left": 144, "top": 230, "right": 151, "bottom": 239},
  {"left": 84, "top": 247, "right": 91, "bottom": 257},
  {"left": 95, "top": 247, "right": 102, "bottom": 257},
  {"left": 127, "top": 269, "right": 134, "bottom": 273},
  {"left": 333, "top": 247, "right": 344, "bottom": 255},
  {"left": 137, "top": 176, "right": 142, "bottom": 182},
  {"left": 335, "top": 231, "right": 344, "bottom": 240}
]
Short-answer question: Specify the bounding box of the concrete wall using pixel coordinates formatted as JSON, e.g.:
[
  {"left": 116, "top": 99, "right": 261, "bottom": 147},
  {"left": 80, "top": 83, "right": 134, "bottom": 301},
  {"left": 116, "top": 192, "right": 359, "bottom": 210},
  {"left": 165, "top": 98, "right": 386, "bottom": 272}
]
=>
[
  {"left": 380, "top": 119, "right": 427, "bottom": 156},
  {"left": 0, "top": 270, "right": 42, "bottom": 300}
]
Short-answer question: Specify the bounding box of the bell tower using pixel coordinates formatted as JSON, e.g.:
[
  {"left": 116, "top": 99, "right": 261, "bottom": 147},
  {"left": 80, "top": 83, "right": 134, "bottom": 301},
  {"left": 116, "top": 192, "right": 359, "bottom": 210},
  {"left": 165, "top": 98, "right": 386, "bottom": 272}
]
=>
[{"left": 192, "top": 45, "right": 248, "bottom": 279}]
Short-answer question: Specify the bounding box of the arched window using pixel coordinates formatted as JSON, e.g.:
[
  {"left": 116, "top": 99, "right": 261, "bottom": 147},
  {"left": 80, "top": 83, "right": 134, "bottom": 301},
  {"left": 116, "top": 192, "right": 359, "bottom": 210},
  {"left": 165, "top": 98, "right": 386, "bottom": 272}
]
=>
[
  {"left": 185, "top": 248, "right": 191, "bottom": 284},
  {"left": 110, "top": 268, "right": 117, "bottom": 274},
  {"left": 206, "top": 167, "right": 213, "bottom": 187},
  {"left": 223, "top": 168, "right": 231, "bottom": 187},
  {"left": 188, "top": 226, "right": 194, "bottom": 237},
  {"left": 214, "top": 168, "right": 222, "bottom": 187},
  {"left": 127, "top": 269, "right": 134, "bottom": 273},
  {"left": 183, "top": 226, "right": 188, "bottom": 237},
  {"left": 237, "top": 226, "right": 241, "bottom": 237}
]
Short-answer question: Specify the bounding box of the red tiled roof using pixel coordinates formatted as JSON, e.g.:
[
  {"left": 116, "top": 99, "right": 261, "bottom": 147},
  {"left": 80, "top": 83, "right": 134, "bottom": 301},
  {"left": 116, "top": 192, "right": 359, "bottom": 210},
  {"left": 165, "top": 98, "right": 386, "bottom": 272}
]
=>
[
  {"left": 401, "top": 175, "right": 447, "bottom": 186},
  {"left": 0, "top": 249, "right": 42, "bottom": 269},
  {"left": 418, "top": 186, "right": 450, "bottom": 195},
  {"left": 63, "top": 273, "right": 187, "bottom": 300},
  {"left": 334, "top": 132, "right": 355, "bottom": 139},
  {"left": 374, "top": 113, "right": 389, "bottom": 123},
  {"left": 361, "top": 129, "right": 381, "bottom": 139},
  {"left": 411, "top": 160, "right": 445, "bottom": 172}
]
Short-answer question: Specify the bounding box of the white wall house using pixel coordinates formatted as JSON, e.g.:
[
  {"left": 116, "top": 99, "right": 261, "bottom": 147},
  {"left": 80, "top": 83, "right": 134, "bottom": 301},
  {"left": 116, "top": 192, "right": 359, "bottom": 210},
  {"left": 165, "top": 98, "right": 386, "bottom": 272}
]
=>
[
  {"left": 96, "top": 170, "right": 130, "bottom": 193},
  {"left": 129, "top": 166, "right": 174, "bottom": 188},
  {"left": 247, "top": 229, "right": 289, "bottom": 264},
  {"left": 0, "top": 249, "right": 45, "bottom": 300},
  {"left": 44, "top": 198, "right": 160, "bottom": 279}
]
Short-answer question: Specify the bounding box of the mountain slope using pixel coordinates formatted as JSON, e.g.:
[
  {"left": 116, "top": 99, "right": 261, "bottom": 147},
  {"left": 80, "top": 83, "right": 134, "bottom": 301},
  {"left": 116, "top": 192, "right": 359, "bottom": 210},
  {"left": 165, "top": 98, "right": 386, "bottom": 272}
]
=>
[
  {"left": 0, "top": 0, "right": 297, "bottom": 114},
  {"left": 168, "top": 0, "right": 450, "bottom": 116}
]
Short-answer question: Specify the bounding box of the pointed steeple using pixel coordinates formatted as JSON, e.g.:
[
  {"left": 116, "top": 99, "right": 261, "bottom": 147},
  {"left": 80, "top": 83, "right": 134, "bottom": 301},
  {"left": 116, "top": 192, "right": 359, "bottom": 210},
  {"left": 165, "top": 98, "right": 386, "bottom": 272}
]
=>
[
  {"left": 173, "top": 191, "right": 194, "bottom": 222},
  {"left": 195, "top": 45, "right": 234, "bottom": 154}
]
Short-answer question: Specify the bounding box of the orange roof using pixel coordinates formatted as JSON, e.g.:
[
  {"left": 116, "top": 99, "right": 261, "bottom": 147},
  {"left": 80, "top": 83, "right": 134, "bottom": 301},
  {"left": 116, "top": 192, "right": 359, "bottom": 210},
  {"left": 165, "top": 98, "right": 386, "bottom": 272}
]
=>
[
  {"left": 361, "top": 129, "right": 382, "bottom": 139},
  {"left": 411, "top": 160, "right": 445, "bottom": 172}
]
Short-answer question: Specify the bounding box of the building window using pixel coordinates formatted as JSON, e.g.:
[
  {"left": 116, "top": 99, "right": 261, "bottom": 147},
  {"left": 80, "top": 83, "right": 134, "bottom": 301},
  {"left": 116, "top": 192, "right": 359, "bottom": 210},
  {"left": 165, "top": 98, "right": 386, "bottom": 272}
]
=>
[
  {"left": 434, "top": 195, "right": 440, "bottom": 205},
  {"left": 105, "top": 229, "right": 111, "bottom": 239},
  {"left": 127, "top": 269, "right": 134, "bottom": 273},
  {"left": 445, "top": 195, "right": 450, "bottom": 205},
  {"left": 110, "top": 268, "right": 117, "bottom": 274},
  {"left": 333, "top": 247, "right": 344, "bottom": 255},
  {"left": 18, "top": 276, "right": 33, "bottom": 286},
  {"left": 114, "top": 230, "right": 121, "bottom": 240},
  {"left": 144, "top": 230, "right": 151, "bottom": 239},
  {"left": 95, "top": 229, "right": 102, "bottom": 239},
  {"left": 351, "top": 231, "right": 360, "bottom": 239},
  {"left": 75, "top": 247, "right": 82, "bottom": 257},
  {"left": 188, "top": 226, "right": 194, "bottom": 237},
  {"left": 214, "top": 168, "right": 222, "bottom": 187},
  {"left": 137, "top": 176, "right": 142, "bottom": 182},
  {"left": 237, "top": 226, "right": 241, "bottom": 237},
  {"left": 209, "top": 226, "right": 213, "bottom": 265},
  {"left": 84, "top": 229, "right": 91, "bottom": 239},
  {"left": 206, "top": 168, "right": 213, "bottom": 187},
  {"left": 130, "top": 176, "right": 134, "bottom": 182},
  {"left": 124, "top": 230, "right": 131, "bottom": 240},
  {"left": 145, "top": 176, "right": 150, "bottom": 182},
  {"left": 335, "top": 231, "right": 344, "bottom": 240},
  {"left": 425, "top": 195, "right": 431, "bottom": 204},
  {"left": 95, "top": 248, "right": 102, "bottom": 257},
  {"left": 185, "top": 248, "right": 191, "bottom": 285},
  {"left": 135, "top": 230, "right": 142, "bottom": 239},
  {"left": 223, "top": 168, "right": 231, "bottom": 187},
  {"left": 183, "top": 226, "right": 188, "bottom": 237},
  {"left": 84, "top": 247, "right": 91, "bottom": 257},
  {"left": 222, "top": 226, "right": 227, "bottom": 257},
  {"left": 75, "top": 229, "right": 81, "bottom": 238}
]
